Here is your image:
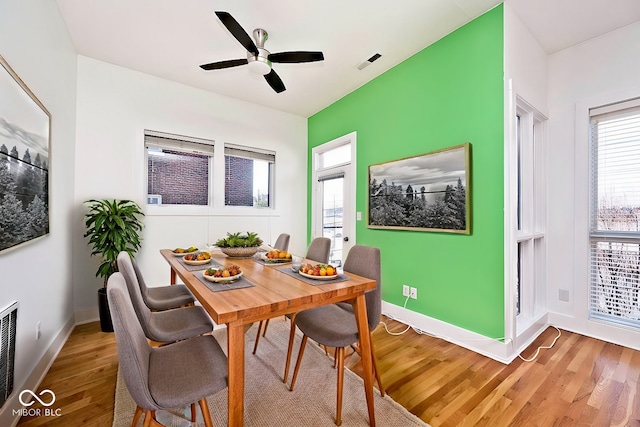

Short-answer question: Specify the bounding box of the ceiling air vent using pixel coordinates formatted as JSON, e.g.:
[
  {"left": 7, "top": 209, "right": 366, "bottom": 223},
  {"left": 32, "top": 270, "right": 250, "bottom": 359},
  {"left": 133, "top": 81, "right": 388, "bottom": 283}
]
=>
[{"left": 357, "top": 53, "right": 382, "bottom": 70}]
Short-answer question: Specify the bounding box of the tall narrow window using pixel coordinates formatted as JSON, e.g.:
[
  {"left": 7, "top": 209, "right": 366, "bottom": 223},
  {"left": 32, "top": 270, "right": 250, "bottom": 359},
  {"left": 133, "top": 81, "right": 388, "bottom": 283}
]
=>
[
  {"left": 589, "top": 98, "right": 640, "bottom": 328},
  {"left": 145, "top": 131, "right": 214, "bottom": 206},
  {"left": 514, "top": 98, "right": 546, "bottom": 332},
  {"left": 224, "top": 144, "right": 275, "bottom": 207}
]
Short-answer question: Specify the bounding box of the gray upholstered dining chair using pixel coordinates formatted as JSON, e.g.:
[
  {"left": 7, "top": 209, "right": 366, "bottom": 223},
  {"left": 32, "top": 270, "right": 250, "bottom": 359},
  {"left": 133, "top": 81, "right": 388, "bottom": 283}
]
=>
[
  {"left": 273, "top": 233, "right": 290, "bottom": 251},
  {"left": 131, "top": 257, "right": 195, "bottom": 310},
  {"left": 252, "top": 237, "right": 332, "bottom": 354},
  {"left": 287, "top": 245, "right": 384, "bottom": 426},
  {"left": 117, "top": 252, "right": 213, "bottom": 343},
  {"left": 304, "top": 237, "right": 331, "bottom": 264},
  {"left": 107, "top": 272, "right": 228, "bottom": 427}
]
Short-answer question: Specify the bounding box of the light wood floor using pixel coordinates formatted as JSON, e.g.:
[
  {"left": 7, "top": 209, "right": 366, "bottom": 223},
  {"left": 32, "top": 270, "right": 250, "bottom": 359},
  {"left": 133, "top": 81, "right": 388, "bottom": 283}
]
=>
[{"left": 17, "top": 317, "right": 640, "bottom": 426}]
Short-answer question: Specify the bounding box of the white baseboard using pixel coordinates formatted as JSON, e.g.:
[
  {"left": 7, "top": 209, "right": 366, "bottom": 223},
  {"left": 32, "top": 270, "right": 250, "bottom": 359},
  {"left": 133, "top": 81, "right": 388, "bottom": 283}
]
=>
[
  {"left": 0, "top": 315, "right": 75, "bottom": 427},
  {"left": 382, "top": 302, "right": 548, "bottom": 364},
  {"left": 74, "top": 307, "right": 99, "bottom": 325},
  {"left": 548, "top": 311, "right": 640, "bottom": 351}
]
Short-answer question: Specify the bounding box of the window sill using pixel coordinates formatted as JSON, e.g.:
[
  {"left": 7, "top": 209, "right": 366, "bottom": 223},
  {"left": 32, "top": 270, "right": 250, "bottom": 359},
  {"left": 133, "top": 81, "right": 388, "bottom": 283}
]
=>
[{"left": 145, "top": 205, "right": 280, "bottom": 217}]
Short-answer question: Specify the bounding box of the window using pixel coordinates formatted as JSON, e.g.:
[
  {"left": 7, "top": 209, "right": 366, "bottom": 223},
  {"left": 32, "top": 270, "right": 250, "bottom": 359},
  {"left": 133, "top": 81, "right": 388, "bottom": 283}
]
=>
[
  {"left": 145, "top": 131, "right": 276, "bottom": 209},
  {"left": 589, "top": 98, "right": 640, "bottom": 328},
  {"left": 224, "top": 144, "right": 275, "bottom": 207},
  {"left": 513, "top": 98, "right": 546, "bottom": 329},
  {"left": 145, "top": 131, "right": 214, "bottom": 206}
]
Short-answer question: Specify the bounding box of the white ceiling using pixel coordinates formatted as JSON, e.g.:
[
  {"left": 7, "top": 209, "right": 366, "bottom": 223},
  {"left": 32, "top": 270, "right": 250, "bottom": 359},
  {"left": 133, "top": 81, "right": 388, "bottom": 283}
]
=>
[{"left": 55, "top": 0, "right": 640, "bottom": 118}]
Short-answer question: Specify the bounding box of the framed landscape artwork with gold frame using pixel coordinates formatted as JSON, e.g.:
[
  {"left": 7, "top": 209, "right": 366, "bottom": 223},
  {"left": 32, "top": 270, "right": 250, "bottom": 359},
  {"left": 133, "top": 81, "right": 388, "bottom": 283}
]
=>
[
  {"left": 368, "top": 143, "right": 471, "bottom": 234},
  {"left": 0, "top": 55, "right": 51, "bottom": 254}
]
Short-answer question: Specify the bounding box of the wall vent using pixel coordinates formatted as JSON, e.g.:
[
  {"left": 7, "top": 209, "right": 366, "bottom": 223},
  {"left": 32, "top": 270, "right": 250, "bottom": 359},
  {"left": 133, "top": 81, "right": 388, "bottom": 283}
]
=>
[
  {"left": 357, "top": 53, "right": 382, "bottom": 70},
  {"left": 0, "top": 302, "right": 18, "bottom": 409}
]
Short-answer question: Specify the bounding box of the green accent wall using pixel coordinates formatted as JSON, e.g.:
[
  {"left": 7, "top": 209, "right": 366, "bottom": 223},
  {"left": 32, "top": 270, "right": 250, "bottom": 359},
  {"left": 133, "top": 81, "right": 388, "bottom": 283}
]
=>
[{"left": 308, "top": 6, "right": 505, "bottom": 337}]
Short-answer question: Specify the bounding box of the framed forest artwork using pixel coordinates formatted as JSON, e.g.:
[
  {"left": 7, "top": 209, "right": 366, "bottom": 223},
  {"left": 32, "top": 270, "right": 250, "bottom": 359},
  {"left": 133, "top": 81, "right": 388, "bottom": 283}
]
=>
[
  {"left": 368, "top": 143, "right": 471, "bottom": 234},
  {"left": 0, "top": 55, "right": 51, "bottom": 253}
]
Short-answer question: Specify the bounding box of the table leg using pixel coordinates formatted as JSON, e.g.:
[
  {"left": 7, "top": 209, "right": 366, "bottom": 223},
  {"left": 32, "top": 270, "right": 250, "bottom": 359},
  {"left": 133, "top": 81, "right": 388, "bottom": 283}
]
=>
[
  {"left": 170, "top": 268, "right": 176, "bottom": 285},
  {"left": 227, "top": 320, "right": 245, "bottom": 427},
  {"left": 353, "top": 294, "right": 376, "bottom": 426}
]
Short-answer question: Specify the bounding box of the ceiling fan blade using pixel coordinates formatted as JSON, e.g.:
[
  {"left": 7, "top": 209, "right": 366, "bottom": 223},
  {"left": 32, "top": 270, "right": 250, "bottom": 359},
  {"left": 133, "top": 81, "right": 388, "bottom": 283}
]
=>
[
  {"left": 200, "top": 58, "right": 248, "bottom": 71},
  {"left": 215, "top": 11, "right": 259, "bottom": 56},
  {"left": 264, "top": 69, "right": 286, "bottom": 93},
  {"left": 268, "top": 51, "right": 325, "bottom": 63}
]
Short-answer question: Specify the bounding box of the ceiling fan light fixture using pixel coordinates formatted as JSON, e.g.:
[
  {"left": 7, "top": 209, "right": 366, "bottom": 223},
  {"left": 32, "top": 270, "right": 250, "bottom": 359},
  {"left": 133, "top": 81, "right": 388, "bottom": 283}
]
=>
[{"left": 247, "top": 55, "right": 272, "bottom": 75}]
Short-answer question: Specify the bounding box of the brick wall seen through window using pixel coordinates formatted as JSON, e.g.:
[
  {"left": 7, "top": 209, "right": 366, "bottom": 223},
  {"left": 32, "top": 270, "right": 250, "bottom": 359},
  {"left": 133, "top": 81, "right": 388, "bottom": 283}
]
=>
[
  {"left": 225, "top": 156, "right": 254, "bottom": 206},
  {"left": 148, "top": 150, "right": 208, "bottom": 205}
]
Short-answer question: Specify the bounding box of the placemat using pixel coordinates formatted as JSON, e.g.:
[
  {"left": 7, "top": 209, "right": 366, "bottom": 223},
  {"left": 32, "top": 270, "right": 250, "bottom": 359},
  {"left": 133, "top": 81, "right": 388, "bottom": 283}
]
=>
[
  {"left": 276, "top": 266, "right": 350, "bottom": 286},
  {"left": 194, "top": 270, "right": 256, "bottom": 292},
  {"left": 177, "top": 257, "right": 221, "bottom": 271}
]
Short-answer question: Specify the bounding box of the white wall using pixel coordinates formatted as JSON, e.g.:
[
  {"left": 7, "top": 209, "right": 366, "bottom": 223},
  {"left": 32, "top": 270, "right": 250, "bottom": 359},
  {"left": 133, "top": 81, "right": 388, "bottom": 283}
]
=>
[
  {"left": 72, "top": 56, "right": 308, "bottom": 321},
  {"left": 547, "top": 21, "right": 640, "bottom": 348},
  {"left": 504, "top": 3, "right": 549, "bottom": 117},
  {"left": 0, "top": 0, "right": 77, "bottom": 424}
]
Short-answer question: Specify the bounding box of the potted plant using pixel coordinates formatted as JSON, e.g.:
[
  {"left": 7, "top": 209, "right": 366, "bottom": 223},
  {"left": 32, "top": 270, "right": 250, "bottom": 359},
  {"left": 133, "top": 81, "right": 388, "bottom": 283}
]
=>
[
  {"left": 84, "top": 199, "right": 144, "bottom": 332},
  {"left": 215, "top": 231, "right": 263, "bottom": 258}
]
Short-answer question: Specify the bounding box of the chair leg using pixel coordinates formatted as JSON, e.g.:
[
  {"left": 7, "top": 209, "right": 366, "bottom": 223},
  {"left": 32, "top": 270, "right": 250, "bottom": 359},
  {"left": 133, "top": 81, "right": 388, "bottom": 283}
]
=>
[
  {"left": 131, "top": 406, "right": 143, "bottom": 427},
  {"left": 283, "top": 313, "right": 298, "bottom": 383},
  {"left": 289, "top": 334, "right": 308, "bottom": 391},
  {"left": 252, "top": 320, "right": 264, "bottom": 354},
  {"left": 336, "top": 347, "right": 345, "bottom": 426},
  {"left": 369, "top": 333, "right": 385, "bottom": 397},
  {"left": 352, "top": 335, "right": 385, "bottom": 397},
  {"left": 199, "top": 398, "right": 214, "bottom": 427},
  {"left": 142, "top": 409, "right": 154, "bottom": 427},
  {"left": 190, "top": 402, "right": 197, "bottom": 422}
]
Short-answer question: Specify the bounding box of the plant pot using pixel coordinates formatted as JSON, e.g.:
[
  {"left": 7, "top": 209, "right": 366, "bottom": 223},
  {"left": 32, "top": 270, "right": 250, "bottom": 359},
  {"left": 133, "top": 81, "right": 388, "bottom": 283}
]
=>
[
  {"left": 98, "top": 287, "right": 114, "bottom": 333},
  {"left": 220, "top": 246, "right": 259, "bottom": 258}
]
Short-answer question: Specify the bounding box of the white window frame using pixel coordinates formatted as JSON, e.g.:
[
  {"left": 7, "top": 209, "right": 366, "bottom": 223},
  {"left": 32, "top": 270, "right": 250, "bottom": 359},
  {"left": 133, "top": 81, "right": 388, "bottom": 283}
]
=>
[
  {"left": 588, "top": 97, "right": 640, "bottom": 329},
  {"left": 507, "top": 95, "right": 547, "bottom": 337},
  {"left": 223, "top": 143, "right": 276, "bottom": 209}
]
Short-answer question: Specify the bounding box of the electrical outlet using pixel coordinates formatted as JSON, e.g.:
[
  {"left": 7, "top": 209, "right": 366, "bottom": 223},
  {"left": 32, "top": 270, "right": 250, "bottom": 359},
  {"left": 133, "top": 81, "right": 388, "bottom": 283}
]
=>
[
  {"left": 410, "top": 287, "right": 418, "bottom": 299},
  {"left": 36, "top": 321, "right": 41, "bottom": 340},
  {"left": 402, "top": 285, "right": 410, "bottom": 297},
  {"left": 559, "top": 289, "right": 570, "bottom": 302}
]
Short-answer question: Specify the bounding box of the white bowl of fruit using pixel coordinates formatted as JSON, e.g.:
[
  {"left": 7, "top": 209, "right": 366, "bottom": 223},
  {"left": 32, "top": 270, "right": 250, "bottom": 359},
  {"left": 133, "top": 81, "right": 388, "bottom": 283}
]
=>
[
  {"left": 298, "top": 263, "right": 338, "bottom": 280},
  {"left": 203, "top": 265, "right": 243, "bottom": 282},
  {"left": 262, "top": 249, "right": 292, "bottom": 263},
  {"left": 183, "top": 251, "right": 212, "bottom": 265}
]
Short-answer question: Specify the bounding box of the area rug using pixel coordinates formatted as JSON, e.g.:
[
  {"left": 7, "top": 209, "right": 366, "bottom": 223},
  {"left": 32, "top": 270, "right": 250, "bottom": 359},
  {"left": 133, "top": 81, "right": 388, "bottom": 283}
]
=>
[{"left": 112, "top": 317, "right": 429, "bottom": 426}]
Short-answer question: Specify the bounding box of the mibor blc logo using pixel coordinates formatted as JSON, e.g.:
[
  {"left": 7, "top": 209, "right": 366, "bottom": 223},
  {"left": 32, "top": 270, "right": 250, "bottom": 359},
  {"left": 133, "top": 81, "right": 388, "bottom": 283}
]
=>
[{"left": 13, "top": 389, "right": 62, "bottom": 417}]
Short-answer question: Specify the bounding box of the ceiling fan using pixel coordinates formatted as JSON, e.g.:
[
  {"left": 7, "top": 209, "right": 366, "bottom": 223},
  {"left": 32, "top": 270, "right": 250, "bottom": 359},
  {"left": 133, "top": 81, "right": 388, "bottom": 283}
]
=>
[{"left": 200, "top": 11, "right": 325, "bottom": 93}]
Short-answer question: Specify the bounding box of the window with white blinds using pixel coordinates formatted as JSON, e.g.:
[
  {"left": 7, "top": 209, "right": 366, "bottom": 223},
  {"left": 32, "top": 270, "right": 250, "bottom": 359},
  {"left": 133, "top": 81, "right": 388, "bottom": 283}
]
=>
[
  {"left": 589, "top": 98, "right": 640, "bottom": 328},
  {"left": 145, "top": 131, "right": 214, "bottom": 206},
  {"left": 224, "top": 143, "right": 275, "bottom": 208}
]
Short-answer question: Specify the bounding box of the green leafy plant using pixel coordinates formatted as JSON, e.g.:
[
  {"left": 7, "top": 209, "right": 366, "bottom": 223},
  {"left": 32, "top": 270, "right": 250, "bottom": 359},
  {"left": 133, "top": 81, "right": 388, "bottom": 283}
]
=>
[
  {"left": 215, "top": 231, "right": 263, "bottom": 248},
  {"left": 84, "top": 199, "right": 144, "bottom": 287}
]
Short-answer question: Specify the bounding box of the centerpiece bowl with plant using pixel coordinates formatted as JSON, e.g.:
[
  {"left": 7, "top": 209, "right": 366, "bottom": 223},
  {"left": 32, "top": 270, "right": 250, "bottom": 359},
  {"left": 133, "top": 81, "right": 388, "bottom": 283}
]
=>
[{"left": 215, "top": 231, "right": 263, "bottom": 258}]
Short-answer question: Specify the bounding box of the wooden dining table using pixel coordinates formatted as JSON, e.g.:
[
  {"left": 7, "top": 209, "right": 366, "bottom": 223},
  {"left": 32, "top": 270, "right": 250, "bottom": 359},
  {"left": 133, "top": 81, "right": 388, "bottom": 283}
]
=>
[{"left": 160, "top": 249, "right": 378, "bottom": 427}]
